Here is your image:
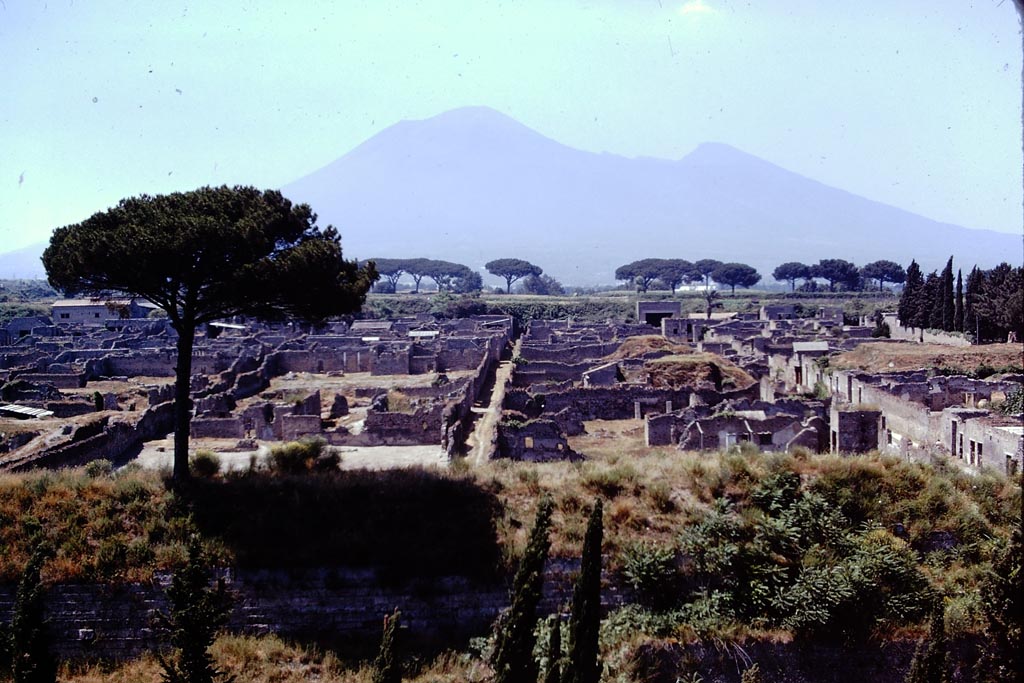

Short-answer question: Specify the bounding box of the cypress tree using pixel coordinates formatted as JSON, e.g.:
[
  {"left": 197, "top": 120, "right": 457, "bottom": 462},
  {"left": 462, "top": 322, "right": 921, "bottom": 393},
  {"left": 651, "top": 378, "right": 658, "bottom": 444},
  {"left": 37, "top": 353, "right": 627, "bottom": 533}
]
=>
[
  {"left": 156, "top": 535, "right": 234, "bottom": 683},
  {"left": 373, "top": 609, "right": 401, "bottom": 683},
  {"left": 543, "top": 615, "right": 562, "bottom": 683},
  {"left": 920, "top": 272, "right": 940, "bottom": 330},
  {"left": 10, "top": 540, "right": 56, "bottom": 683},
  {"left": 898, "top": 260, "right": 923, "bottom": 326},
  {"left": 491, "top": 498, "right": 554, "bottom": 683},
  {"left": 904, "top": 602, "right": 948, "bottom": 683},
  {"left": 954, "top": 270, "right": 964, "bottom": 332},
  {"left": 965, "top": 267, "right": 984, "bottom": 341},
  {"left": 940, "top": 257, "right": 955, "bottom": 331},
  {"left": 561, "top": 500, "right": 603, "bottom": 683}
]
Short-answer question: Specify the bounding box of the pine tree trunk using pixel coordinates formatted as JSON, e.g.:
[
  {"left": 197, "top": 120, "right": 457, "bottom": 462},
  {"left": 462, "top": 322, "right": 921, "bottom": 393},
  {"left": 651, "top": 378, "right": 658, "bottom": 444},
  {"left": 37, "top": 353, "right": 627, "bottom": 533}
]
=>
[{"left": 173, "top": 323, "right": 195, "bottom": 483}]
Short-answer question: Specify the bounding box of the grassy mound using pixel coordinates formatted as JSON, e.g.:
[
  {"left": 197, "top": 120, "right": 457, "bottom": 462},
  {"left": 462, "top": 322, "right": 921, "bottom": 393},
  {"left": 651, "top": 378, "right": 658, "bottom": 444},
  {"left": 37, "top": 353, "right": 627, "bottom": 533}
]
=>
[
  {"left": 643, "top": 353, "right": 755, "bottom": 390},
  {"left": 604, "top": 335, "right": 693, "bottom": 361},
  {"left": 831, "top": 342, "right": 1024, "bottom": 375},
  {"left": 0, "top": 465, "right": 502, "bottom": 584}
]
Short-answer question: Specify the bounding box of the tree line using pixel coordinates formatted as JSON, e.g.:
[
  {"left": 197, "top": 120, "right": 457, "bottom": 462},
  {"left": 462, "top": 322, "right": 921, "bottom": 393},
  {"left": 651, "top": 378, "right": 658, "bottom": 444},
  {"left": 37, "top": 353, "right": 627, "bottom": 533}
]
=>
[
  {"left": 370, "top": 257, "right": 561, "bottom": 295},
  {"left": 772, "top": 259, "right": 906, "bottom": 292},
  {"left": 898, "top": 257, "right": 1023, "bottom": 342},
  {"left": 612, "top": 258, "right": 912, "bottom": 295},
  {"left": 614, "top": 258, "right": 760, "bottom": 294}
]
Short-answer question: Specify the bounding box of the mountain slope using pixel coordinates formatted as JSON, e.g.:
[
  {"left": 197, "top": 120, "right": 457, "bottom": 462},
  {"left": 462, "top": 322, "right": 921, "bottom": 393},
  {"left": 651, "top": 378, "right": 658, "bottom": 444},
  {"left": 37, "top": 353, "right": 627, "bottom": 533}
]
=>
[
  {"left": 0, "top": 242, "right": 47, "bottom": 279},
  {"left": 282, "top": 106, "right": 1019, "bottom": 285}
]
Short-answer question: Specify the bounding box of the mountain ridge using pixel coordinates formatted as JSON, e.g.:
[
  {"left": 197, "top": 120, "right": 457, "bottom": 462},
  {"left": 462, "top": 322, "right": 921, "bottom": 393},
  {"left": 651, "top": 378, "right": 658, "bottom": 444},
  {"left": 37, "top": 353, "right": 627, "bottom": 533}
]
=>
[
  {"left": 2, "top": 107, "right": 1018, "bottom": 284},
  {"left": 281, "top": 106, "right": 1017, "bottom": 284}
]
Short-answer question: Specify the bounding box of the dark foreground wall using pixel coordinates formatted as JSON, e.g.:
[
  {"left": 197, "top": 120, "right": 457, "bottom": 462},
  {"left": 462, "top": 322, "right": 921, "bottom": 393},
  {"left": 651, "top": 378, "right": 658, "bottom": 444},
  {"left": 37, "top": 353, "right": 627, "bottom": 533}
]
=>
[
  {"left": 0, "top": 560, "right": 610, "bottom": 661},
  {"left": 0, "top": 569, "right": 504, "bottom": 661}
]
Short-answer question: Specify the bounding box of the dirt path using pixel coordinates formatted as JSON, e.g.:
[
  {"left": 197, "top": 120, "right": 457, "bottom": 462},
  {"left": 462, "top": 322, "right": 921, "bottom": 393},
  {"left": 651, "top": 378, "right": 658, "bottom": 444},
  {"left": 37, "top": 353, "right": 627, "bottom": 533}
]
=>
[
  {"left": 133, "top": 438, "right": 447, "bottom": 472},
  {"left": 467, "top": 341, "right": 519, "bottom": 465}
]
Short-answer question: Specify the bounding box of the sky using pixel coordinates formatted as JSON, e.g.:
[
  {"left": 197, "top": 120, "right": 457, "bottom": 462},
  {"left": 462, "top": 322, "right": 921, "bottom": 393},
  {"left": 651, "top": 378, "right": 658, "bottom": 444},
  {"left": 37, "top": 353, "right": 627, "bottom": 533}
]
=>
[{"left": 1, "top": 0, "right": 1021, "bottom": 255}]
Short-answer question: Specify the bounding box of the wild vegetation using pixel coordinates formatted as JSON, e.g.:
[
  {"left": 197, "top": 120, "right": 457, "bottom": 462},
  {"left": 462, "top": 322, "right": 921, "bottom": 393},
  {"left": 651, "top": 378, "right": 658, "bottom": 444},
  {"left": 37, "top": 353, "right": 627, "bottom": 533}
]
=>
[{"left": 5, "top": 433, "right": 1017, "bottom": 681}]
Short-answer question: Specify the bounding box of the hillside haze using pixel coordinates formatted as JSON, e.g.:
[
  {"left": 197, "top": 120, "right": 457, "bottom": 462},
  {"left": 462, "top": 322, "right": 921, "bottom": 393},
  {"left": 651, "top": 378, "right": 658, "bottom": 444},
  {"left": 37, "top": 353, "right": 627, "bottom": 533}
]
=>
[
  {"left": 282, "top": 106, "right": 1019, "bottom": 286},
  {"left": 3, "top": 107, "right": 1017, "bottom": 285}
]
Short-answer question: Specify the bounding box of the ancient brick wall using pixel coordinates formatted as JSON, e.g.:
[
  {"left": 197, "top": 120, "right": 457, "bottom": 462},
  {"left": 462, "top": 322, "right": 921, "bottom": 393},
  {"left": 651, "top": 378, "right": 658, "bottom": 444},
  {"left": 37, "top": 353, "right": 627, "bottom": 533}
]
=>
[
  {"left": 0, "top": 560, "right": 626, "bottom": 661},
  {"left": 190, "top": 417, "right": 245, "bottom": 439}
]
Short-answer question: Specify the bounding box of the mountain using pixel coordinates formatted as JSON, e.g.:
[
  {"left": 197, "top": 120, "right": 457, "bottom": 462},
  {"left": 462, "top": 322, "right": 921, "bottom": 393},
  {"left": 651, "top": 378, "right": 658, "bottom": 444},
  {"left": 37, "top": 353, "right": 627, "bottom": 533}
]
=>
[
  {"left": 0, "top": 242, "right": 47, "bottom": 279},
  {"left": 281, "top": 106, "right": 1020, "bottom": 286}
]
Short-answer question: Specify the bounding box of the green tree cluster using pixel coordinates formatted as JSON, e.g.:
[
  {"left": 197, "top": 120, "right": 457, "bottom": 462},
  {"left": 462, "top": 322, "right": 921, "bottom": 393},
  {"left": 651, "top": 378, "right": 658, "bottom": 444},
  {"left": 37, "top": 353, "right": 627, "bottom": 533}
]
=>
[
  {"left": 486, "top": 259, "right": 543, "bottom": 294},
  {"left": 898, "top": 257, "right": 1022, "bottom": 341},
  {"left": 368, "top": 257, "right": 478, "bottom": 293},
  {"left": 770, "top": 259, "right": 902, "bottom": 292},
  {"left": 615, "top": 259, "right": 696, "bottom": 293},
  {"left": 676, "top": 472, "right": 934, "bottom": 641}
]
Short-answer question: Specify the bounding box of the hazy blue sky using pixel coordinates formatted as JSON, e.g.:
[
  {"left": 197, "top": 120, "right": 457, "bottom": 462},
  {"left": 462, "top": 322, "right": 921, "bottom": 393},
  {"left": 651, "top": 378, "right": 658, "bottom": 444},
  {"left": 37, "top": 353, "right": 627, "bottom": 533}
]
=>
[{"left": 2, "top": 0, "right": 1021, "bottom": 253}]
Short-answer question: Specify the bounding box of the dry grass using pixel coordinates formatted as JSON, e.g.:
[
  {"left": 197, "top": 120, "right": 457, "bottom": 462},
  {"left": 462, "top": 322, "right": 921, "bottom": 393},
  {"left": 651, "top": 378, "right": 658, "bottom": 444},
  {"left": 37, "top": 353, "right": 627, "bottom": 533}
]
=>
[
  {"left": 604, "top": 335, "right": 693, "bottom": 360},
  {"left": 831, "top": 342, "right": 1024, "bottom": 374},
  {"left": 60, "top": 634, "right": 488, "bottom": 683}
]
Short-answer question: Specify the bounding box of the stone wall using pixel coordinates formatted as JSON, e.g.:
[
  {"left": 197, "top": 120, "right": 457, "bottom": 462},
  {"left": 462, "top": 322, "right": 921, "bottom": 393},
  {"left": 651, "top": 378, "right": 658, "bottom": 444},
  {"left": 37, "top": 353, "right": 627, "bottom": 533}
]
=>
[
  {"left": 0, "top": 559, "right": 625, "bottom": 661},
  {"left": 4, "top": 402, "right": 175, "bottom": 472},
  {"left": 190, "top": 417, "right": 246, "bottom": 439},
  {"left": 830, "top": 407, "right": 881, "bottom": 454},
  {"left": 885, "top": 315, "right": 972, "bottom": 347}
]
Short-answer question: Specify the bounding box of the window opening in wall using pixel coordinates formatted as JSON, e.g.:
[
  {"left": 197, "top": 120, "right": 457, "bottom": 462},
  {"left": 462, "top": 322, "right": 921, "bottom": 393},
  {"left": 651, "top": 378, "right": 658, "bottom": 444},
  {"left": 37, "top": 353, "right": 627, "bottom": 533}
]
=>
[
  {"left": 758, "top": 432, "right": 772, "bottom": 446},
  {"left": 524, "top": 436, "right": 534, "bottom": 449},
  {"left": 1007, "top": 455, "right": 1019, "bottom": 477}
]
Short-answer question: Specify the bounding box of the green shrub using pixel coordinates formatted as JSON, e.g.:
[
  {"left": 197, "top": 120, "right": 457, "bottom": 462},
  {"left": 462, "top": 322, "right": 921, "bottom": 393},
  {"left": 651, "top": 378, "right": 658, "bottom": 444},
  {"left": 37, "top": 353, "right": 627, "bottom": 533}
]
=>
[
  {"left": 94, "top": 538, "right": 128, "bottom": 579},
  {"left": 311, "top": 450, "right": 341, "bottom": 472},
  {"left": 621, "top": 542, "right": 680, "bottom": 610},
  {"left": 581, "top": 464, "right": 638, "bottom": 498},
  {"left": 997, "top": 386, "right": 1024, "bottom": 415},
  {"left": 647, "top": 481, "right": 675, "bottom": 513},
  {"left": 372, "top": 609, "right": 402, "bottom": 683},
  {"left": 125, "top": 537, "right": 156, "bottom": 567},
  {"left": 189, "top": 451, "right": 221, "bottom": 479},
  {"left": 84, "top": 459, "right": 113, "bottom": 478},
  {"left": 156, "top": 535, "right": 234, "bottom": 683},
  {"left": 269, "top": 438, "right": 328, "bottom": 475}
]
